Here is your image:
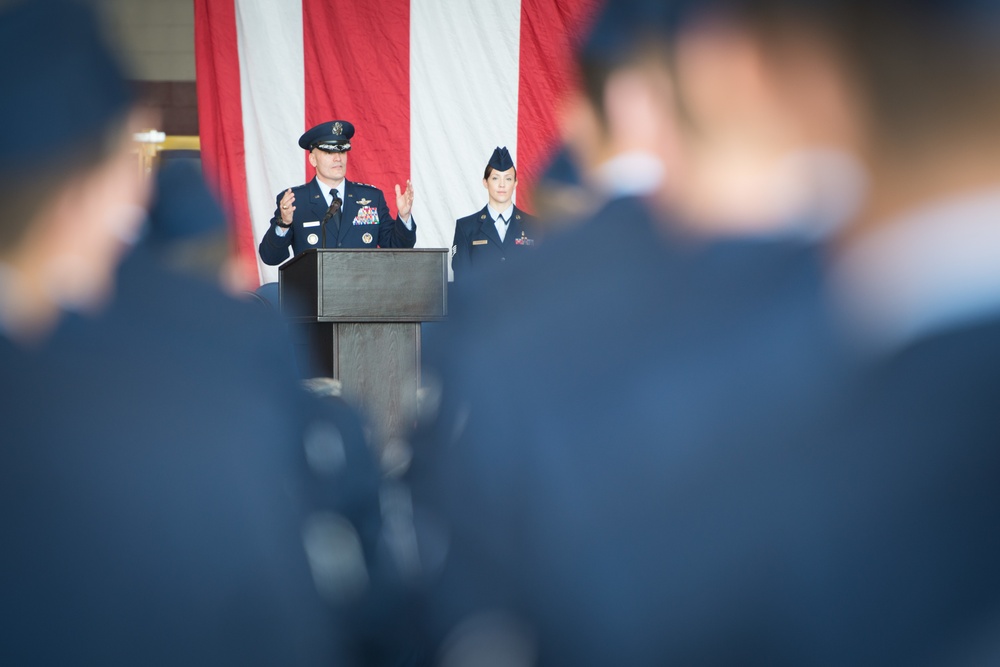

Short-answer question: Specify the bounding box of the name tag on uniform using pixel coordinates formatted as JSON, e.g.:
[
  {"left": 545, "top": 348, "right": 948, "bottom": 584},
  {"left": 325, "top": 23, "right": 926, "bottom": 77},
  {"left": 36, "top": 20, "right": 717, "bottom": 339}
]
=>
[
  {"left": 303, "top": 221, "right": 320, "bottom": 228},
  {"left": 472, "top": 239, "right": 489, "bottom": 246}
]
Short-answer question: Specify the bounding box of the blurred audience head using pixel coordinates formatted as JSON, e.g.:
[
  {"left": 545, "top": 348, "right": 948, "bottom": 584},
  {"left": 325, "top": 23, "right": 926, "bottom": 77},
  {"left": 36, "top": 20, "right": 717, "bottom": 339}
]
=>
[
  {"left": 575, "top": 0, "right": 869, "bottom": 237},
  {"left": 562, "top": 1, "right": 678, "bottom": 199},
  {"left": 573, "top": 0, "right": 1000, "bottom": 238},
  {"left": 146, "top": 159, "right": 244, "bottom": 293},
  {"left": 656, "top": 0, "right": 867, "bottom": 236},
  {"left": 530, "top": 146, "right": 596, "bottom": 225},
  {"left": 0, "top": 0, "right": 148, "bottom": 341},
  {"left": 815, "top": 1, "right": 1000, "bottom": 234}
]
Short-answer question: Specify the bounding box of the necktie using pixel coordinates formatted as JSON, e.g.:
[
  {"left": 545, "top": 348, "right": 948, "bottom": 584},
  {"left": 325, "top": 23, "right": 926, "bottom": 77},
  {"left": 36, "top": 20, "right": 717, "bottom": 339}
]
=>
[
  {"left": 322, "top": 189, "right": 342, "bottom": 247},
  {"left": 496, "top": 214, "right": 508, "bottom": 243}
]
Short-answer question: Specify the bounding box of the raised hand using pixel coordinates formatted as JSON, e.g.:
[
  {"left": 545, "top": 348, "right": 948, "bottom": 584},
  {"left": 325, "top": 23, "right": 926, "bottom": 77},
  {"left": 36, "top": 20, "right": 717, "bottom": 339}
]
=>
[
  {"left": 279, "top": 188, "right": 296, "bottom": 224},
  {"left": 395, "top": 180, "right": 414, "bottom": 221}
]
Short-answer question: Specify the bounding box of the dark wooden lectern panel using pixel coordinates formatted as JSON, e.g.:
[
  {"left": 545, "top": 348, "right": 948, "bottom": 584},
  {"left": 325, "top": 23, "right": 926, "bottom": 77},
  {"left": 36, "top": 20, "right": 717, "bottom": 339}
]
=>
[
  {"left": 280, "top": 249, "right": 447, "bottom": 322},
  {"left": 279, "top": 249, "right": 448, "bottom": 451},
  {"left": 336, "top": 323, "right": 419, "bottom": 443}
]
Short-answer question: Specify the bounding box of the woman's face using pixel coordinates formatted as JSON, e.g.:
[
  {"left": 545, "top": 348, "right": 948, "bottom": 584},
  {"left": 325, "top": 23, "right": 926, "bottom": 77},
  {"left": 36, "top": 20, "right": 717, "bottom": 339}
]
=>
[{"left": 484, "top": 167, "right": 517, "bottom": 208}]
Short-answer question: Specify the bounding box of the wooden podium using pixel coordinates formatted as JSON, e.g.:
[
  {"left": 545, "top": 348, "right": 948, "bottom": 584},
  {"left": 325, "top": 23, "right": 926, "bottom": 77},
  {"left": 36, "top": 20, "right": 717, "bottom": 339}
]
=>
[{"left": 279, "top": 249, "right": 448, "bottom": 448}]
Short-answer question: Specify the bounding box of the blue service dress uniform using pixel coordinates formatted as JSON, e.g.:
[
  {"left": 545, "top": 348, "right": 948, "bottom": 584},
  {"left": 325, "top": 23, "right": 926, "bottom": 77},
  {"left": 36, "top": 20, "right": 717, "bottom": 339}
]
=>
[
  {"left": 259, "top": 177, "right": 416, "bottom": 265},
  {"left": 0, "top": 247, "right": 349, "bottom": 666},
  {"left": 406, "top": 195, "right": 849, "bottom": 665},
  {"left": 451, "top": 205, "right": 537, "bottom": 281}
]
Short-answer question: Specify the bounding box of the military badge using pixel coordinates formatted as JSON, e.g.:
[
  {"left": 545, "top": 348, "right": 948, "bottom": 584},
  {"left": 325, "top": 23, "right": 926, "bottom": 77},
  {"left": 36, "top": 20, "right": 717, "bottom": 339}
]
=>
[
  {"left": 307, "top": 233, "right": 319, "bottom": 245},
  {"left": 362, "top": 232, "right": 373, "bottom": 244},
  {"left": 353, "top": 206, "right": 380, "bottom": 225},
  {"left": 515, "top": 231, "right": 535, "bottom": 246},
  {"left": 332, "top": 121, "right": 343, "bottom": 135},
  {"left": 357, "top": 198, "right": 371, "bottom": 206}
]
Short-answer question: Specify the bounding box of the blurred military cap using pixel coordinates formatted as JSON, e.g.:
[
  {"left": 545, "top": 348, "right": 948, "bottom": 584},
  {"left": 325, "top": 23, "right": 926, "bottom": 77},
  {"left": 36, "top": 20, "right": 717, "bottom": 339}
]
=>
[
  {"left": 0, "top": 0, "right": 133, "bottom": 170},
  {"left": 147, "top": 160, "right": 227, "bottom": 244}
]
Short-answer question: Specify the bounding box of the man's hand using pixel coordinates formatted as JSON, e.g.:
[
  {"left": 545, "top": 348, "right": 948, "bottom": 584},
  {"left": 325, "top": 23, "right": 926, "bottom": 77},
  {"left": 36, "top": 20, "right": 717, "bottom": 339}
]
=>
[
  {"left": 395, "top": 180, "right": 414, "bottom": 221},
  {"left": 279, "top": 188, "right": 296, "bottom": 224}
]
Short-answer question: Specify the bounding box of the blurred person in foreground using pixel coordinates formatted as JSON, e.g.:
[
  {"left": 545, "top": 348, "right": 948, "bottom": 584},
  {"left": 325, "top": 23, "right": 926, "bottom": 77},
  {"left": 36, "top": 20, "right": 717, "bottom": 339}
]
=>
[
  {"left": 402, "top": 0, "right": 859, "bottom": 664},
  {"left": 793, "top": 2, "right": 1000, "bottom": 664},
  {"left": 0, "top": 1, "right": 378, "bottom": 664},
  {"left": 402, "top": 0, "right": 1000, "bottom": 665}
]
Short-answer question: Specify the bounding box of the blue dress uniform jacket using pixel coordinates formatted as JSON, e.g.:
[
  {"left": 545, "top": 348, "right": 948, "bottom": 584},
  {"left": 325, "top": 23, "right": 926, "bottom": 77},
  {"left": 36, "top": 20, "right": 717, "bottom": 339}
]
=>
[
  {"left": 0, "top": 248, "right": 350, "bottom": 665},
  {"left": 408, "top": 194, "right": 1000, "bottom": 666},
  {"left": 451, "top": 205, "right": 537, "bottom": 281},
  {"left": 259, "top": 178, "right": 416, "bottom": 265},
  {"left": 407, "top": 196, "right": 850, "bottom": 665}
]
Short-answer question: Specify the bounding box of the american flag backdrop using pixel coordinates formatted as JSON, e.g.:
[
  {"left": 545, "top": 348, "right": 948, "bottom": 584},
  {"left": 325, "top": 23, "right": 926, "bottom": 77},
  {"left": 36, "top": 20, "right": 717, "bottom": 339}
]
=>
[{"left": 194, "top": 0, "right": 601, "bottom": 284}]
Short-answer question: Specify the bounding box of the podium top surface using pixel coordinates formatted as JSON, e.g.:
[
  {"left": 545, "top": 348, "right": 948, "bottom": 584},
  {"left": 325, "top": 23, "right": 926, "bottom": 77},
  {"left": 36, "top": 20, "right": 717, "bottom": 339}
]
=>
[{"left": 279, "top": 249, "right": 448, "bottom": 322}]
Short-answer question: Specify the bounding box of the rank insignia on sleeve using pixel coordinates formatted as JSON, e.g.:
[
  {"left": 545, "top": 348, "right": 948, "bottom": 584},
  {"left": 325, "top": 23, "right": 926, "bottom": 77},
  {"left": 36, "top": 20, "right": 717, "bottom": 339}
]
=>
[
  {"left": 357, "top": 198, "right": 371, "bottom": 206},
  {"left": 451, "top": 245, "right": 457, "bottom": 257},
  {"left": 514, "top": 231, "right": 535, "bottom": 246}
]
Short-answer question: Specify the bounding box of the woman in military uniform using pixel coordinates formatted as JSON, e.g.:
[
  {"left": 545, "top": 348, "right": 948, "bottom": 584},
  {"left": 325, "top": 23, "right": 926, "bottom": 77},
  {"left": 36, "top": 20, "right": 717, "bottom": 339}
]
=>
[{"left": 451, "top": 147, "right": 537, "bottom": 281}]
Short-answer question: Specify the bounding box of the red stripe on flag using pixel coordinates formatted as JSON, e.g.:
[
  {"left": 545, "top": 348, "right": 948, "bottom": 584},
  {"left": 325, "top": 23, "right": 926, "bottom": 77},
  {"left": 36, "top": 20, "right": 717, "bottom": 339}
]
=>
[
  {"left": 302, "top": 0, "right": 410, "bottom": 218},
  {"left": 194, "top": 0, "right": 256, "bottom": 285},
  {"left": 517, "top": 0, "right": 601, "bottom": 212}
]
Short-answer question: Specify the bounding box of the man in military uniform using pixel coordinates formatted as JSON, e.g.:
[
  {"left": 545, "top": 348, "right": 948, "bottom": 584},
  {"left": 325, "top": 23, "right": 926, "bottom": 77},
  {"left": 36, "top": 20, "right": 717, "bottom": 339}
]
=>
[
  {"left": 451, "top": 146, "right": 537, "bottom": 281},
  {"left": 0, "top": 2, "right": 361, "bottom": 663},
  {"left": 259, "top": 120, "right": 416, "bottom": 265},
  {"left": 403, "top": 0, "right": 1000, "bottom": 664}
]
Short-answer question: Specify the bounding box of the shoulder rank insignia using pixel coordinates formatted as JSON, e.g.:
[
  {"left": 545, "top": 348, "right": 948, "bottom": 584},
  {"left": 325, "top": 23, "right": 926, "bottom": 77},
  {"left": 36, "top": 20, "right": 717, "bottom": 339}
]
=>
[
  {"left": 357, "top": 198, "right": 372, "bottom": 206},
  {"left": 355, "top": 182, "right": 377, "bottom": 189}
]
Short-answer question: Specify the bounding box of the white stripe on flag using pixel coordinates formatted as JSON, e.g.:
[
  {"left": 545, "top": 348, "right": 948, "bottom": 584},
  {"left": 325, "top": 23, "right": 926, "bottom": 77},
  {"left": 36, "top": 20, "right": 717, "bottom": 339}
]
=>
[
  {"left": 236, "top": 0, "right": 305, "bottom": 283},
  {"left": 410, "top": 0, "right": 523, "bottom": 278}
]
